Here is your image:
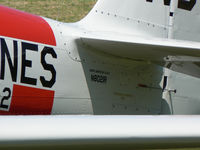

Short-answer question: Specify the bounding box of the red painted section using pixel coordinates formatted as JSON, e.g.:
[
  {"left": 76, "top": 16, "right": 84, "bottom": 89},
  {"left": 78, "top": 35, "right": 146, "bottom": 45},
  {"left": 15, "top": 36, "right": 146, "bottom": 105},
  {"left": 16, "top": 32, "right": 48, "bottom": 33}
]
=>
[
  {"left": 0, "top": 84, "right": 55, "bottom": 115},
  {"left": 0, "top": 5, "right": 56, "bottom": 46}
]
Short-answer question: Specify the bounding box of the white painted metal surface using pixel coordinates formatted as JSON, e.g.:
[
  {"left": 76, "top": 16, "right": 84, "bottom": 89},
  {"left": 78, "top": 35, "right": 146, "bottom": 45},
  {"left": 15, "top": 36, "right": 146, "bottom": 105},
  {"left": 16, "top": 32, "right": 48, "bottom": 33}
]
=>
[
  {"left": 173, "top": 0, "right": 200, "bottom": 42},
  {"left": 80, "top": 0, "right": 169, "bottom": 38},
  {"left": 0, "top": 115, "right": 200, "bottom": 149}
]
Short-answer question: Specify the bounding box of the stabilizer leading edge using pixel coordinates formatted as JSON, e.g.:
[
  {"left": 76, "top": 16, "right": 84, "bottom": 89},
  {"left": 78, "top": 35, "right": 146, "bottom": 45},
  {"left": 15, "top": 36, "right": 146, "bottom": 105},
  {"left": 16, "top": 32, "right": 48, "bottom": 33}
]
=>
[{"left": 81, "top": 33, "right": 200, "bottom": 61}]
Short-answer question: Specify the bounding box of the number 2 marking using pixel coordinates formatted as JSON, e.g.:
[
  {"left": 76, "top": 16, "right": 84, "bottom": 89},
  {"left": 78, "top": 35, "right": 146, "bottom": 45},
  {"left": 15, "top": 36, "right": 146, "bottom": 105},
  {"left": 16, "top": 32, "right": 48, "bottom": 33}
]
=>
[{"left": 0, "top": 87, "right": 11, "bottom": 109}]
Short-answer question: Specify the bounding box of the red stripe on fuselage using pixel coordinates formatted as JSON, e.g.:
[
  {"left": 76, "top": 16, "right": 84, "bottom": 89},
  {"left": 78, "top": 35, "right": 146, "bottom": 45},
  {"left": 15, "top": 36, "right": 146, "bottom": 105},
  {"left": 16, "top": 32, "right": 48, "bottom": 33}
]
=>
[
  {"left": 0, "top": 5, "right": 56, "bottom": 46},
  {"left": 0, "top": 85, "right": 55, "bottom": 115}
]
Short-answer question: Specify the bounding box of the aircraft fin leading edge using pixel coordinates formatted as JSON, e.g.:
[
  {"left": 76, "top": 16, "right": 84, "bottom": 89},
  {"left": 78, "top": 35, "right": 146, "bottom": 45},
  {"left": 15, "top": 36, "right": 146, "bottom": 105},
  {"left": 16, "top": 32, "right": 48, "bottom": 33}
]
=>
[{"left": 80, "top": 0, "right": 170, "bottom": 38}]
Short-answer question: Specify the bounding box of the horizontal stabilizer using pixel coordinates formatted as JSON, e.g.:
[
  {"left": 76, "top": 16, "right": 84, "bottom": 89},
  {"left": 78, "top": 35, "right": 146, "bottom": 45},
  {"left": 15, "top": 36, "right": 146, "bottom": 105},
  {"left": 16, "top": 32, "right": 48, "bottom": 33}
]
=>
[
  {"left": 81, "top": 33, "right": 200, "bottom": 77},
  {"left": 81, "top": 33, "right": 200, "bottom": 61}
]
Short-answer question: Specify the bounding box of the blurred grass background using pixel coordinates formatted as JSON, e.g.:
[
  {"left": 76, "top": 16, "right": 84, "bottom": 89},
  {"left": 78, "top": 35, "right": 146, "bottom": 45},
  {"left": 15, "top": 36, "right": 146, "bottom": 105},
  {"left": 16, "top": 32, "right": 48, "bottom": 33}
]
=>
[{"left": 0, "top": 0, "right": 97, "bottom": 22}]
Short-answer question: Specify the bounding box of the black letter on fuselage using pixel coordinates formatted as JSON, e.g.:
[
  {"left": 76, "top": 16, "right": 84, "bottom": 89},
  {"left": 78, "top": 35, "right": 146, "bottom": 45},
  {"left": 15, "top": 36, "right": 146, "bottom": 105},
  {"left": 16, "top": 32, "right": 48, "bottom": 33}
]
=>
[
  {"left": 146, "top": 0, "right": 196, "bottom": 11},
  {"left": 21, "top": 42, "right": 38, "bottom": 86},
  {"left": 178, "top": 0, "right": 196, "bottom": 11},
  {"left": 164, "top": 0, "right": 171, "bottom": 6},
  {"left": 146, "top": 0, "right": 171, "bottom": 5},
  {"left": 40, "top": 47, "right": 57, "bottom": 88},
  {"left": 0, "top": 38, "right": 18, "bottom": 82}
]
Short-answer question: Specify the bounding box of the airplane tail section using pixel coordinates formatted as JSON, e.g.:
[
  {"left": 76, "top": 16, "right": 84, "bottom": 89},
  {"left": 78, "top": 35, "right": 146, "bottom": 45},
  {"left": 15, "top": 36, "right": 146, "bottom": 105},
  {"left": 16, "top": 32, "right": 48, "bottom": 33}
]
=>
[
  {"left": 80, "top": 0, "right": 171, "bottom": 38},
  {"left": 79, "top": 0, "right": 200, "bottom": 78},
  {"left": 81, "top": 0, "right": 199, "bottom": 42}
]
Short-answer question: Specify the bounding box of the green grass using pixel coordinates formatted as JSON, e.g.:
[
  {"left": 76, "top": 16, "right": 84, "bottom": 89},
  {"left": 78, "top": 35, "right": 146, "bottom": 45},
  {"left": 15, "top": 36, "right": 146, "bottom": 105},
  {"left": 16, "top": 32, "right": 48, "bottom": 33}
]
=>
[{"left": 0, "top": 0, "right": 97, "bottom": 22}]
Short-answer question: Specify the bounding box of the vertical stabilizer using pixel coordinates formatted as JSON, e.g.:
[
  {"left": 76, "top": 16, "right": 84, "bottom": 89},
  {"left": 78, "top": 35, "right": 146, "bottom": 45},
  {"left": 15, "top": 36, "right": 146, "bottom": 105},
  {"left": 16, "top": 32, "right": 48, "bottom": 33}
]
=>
[
  {"left": 81, "top": 0, "right": 200, "bottom": 42},
  {"left": 80, "top": 0, "right": 171, "bottom": 38}
]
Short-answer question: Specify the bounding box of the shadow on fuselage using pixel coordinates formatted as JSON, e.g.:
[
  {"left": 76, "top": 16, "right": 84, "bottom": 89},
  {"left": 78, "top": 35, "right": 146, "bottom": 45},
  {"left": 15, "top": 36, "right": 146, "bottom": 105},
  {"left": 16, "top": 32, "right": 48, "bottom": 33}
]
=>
[{"left": 76, "top": 40, "right": 171, "bottom": 115}]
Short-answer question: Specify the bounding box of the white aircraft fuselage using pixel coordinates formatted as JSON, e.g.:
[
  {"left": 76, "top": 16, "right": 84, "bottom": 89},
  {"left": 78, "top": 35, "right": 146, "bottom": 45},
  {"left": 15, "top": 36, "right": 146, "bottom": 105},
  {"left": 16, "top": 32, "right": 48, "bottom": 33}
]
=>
[
  {"left": 2, "top": 1, "right": 200, "bottom": 149},
  {"left": 0, "top": 0, "right": 200, "bottom": 115}
]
